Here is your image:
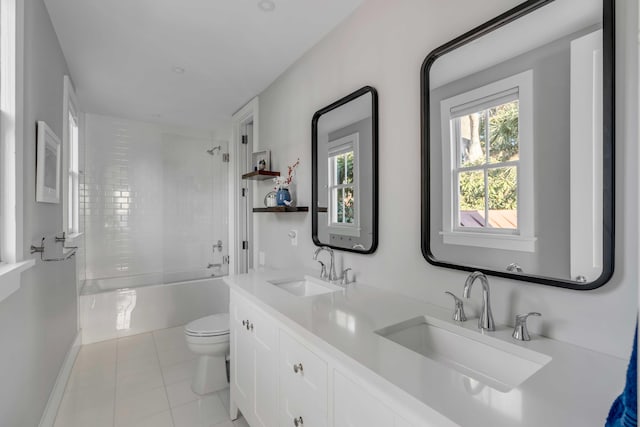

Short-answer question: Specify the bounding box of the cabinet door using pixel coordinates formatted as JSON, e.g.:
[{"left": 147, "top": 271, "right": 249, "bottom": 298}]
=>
[
  {"left": 251, "top": 308, "right": 278, "bottom": 427},
  {"left": 231, "top": 301, "right": 253, "bottom": 412},
  {"left": 279, "top": 330, "right": 328, "bottom": 427},
  {"left": 279, "top": 397, "right": 327, "bottom": 427},
  {"left": 333, "top": 370, "right": 395, "bottom": 427}
]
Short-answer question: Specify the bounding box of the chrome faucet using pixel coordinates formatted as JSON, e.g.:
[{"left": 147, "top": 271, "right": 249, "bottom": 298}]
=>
[
  {"left": 463, "top": 271, "right": 495, "bottom": 331},
  {"left": 313, "top": 246, "right": 338, "bottom": 281}
]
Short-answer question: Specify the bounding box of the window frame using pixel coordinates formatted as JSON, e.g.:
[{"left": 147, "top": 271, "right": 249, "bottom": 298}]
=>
[
  {"left": 326, "top": 132, "right": 360, "bottom": 237},
  {"left": 439, "top": 70, "right": 536, "bottom": 252},
  {"left": 0, "top": 0, "right": 34, "bottom": 303},
  {"left": 62, "top": 75, "right": 81, "bottom": 238}
]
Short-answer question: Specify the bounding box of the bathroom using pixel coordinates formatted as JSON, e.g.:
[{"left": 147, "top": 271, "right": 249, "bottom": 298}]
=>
[{"left": 0, "top": 0, "right": 637, "bottom": 426}]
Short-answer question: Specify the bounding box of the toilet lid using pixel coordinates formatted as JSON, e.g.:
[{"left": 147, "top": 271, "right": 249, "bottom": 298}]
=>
[{"left": 185, "top": 313, "right": 229, "bottom": 337}]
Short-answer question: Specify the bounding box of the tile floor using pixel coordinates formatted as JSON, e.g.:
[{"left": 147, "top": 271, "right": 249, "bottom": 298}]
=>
[{"left": 54, "top": 326, "right": 249, "bottom": 427}]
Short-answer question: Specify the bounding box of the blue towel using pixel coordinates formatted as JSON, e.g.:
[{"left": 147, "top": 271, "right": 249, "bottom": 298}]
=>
[{"left": 606, "top": 322, "right": 637, "bottom": 427}]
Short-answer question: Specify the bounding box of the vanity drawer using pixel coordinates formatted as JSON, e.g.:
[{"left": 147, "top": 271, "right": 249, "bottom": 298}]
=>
[
  {"left": 279, "top": 330, "right": 328, "bottom": 421},
  {"left": 279, "top": 396, "right": 326, "bottom": 427}
]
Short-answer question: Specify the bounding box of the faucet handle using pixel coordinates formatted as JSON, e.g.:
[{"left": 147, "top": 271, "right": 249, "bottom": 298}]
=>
[
  {"left": 316, "top": 261, "right": 327, "bottom": 280},
  {"left": 512, "top": 312, "right": 541, "bottom": 341},
  {"left": 444, "top": 291, "right": 467, "bottom": 322},
  {"left": 340, "top": 268, "right": 352, "bottom": 285}
]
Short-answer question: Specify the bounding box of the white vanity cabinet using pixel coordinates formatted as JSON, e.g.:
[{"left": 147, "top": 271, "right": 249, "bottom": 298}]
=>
[
  {"left": 230, "top": 289, "right": 417, "bottom": 427},
  {"left": 230, "top": 292, "right": 278, "bottom": 427},
  {"left": 333, "top": 370, "right": 415, "bottom": 427},
  {"left": 278, "top": 330, "right": 328, "bottom": 427}
]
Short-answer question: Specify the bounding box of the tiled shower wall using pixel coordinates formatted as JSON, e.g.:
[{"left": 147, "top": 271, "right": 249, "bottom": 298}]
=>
[{"left": 84, "top": 114, "right": 230, "bottom": 280}]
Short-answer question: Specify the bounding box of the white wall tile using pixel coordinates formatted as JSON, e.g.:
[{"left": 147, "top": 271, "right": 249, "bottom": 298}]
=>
[{"left": 84, "top": 114, "right": 230, "bottom": 280}]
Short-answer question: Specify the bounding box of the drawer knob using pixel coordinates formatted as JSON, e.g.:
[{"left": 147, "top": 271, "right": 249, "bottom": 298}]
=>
[
  {"left": 293, "top": 363, "right": 304, "bottom": 374},
  {"left": 293, "top": 416, "right": 304, "bottom": 426}
]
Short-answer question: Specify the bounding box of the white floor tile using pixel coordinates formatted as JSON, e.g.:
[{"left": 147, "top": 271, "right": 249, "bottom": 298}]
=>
[
  {"left": 66, "top": 362, "right": 116, "bottom": 392},
  {"left": 171, "top": 394, "right": 229, "bottom": 427},
  {"left": 54, "top": 404, "right": 114, "bottom": 427},
  {"left": 162, "top": 358, "right": 197, "bottom": 386},
  {"left": 117, "top": 332, "right": 157, "bottom": 362},
  {"left": 116, "top": 364, "right": 164, "bottom": 397},
  {"left": 117, "top": 353, "right": 161, "bottom": 379},
  {"left": 153, "top": 326, "right": 196, "bottom": 367},
  {"left": 116, "top": 409, "right": 174, "bottom": 427},
  {"left": 153, "top": 326, "right": 186, "bottom": 348},
  {"left": 157, "top": 342, "right": 197, "bottom": 367},
  {"left": 56, "top": 325, "right": 227, "bottom": 427},
  {"left": 114, "top": 385, "right": 170, "bottom": 426},
  {"left": 232, "top": 416, "right": 250, "bottom": 427},
  {"left": 55, "top": 387, "right": 114, "bottom": 427},
  {"left": 216, "top": 388, "right": 230, "bottom": 415},
  {"left": 166, "top": 379, "right": 202, "bottom": 408},
  {"left": 73, "top": 339, "right": 117, "bottom": 372}
]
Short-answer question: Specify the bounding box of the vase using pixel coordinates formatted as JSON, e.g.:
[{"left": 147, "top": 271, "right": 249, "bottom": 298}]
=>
[{"left": 276, "top": 188, "right": 291, "bottom": 206}]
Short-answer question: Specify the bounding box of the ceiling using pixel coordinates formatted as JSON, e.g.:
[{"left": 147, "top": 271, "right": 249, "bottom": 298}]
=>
[{"left": 44, "top": 0, "right": 363, "bottom": 131}]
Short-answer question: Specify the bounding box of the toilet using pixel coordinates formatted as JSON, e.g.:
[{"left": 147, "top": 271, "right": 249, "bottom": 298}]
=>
[{"left": 184, "top": 313, "right": 230, "bottom": 395}]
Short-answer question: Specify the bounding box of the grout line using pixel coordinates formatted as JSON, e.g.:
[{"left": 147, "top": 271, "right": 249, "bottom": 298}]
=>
[
  {"left": 152, "top": 330, "right": 177, "bottom": 427},
  {"left": 116, "top": 334, "right": 169, "bottom": 426},
  {"left": 113, "top": 337, "right": 119, "bottom": 427}
]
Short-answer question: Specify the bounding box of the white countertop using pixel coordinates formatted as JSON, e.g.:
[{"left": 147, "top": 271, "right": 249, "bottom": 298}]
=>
[{"left": 224, "top": 269, "right": 627, "bottom": 427}]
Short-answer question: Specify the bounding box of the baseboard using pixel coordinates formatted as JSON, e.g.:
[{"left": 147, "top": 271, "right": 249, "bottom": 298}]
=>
[{"left": 38, "top": 330, "right": 82, "bottom": 427}]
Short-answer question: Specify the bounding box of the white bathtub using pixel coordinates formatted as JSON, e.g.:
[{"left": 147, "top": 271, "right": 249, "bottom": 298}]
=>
[{"left": 80, "top": 273, "right": 229, "bottom": 344}]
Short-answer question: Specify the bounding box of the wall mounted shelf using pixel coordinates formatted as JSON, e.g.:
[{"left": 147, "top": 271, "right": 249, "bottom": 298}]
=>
[
  {"left": 253, "top": 206, "right": 309, "bottom": 213},
  {"left": 242, "top": 170, "right": 280, "bottom": 180}
]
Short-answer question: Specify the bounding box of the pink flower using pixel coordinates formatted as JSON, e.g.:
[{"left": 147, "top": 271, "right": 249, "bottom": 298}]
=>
[{"left": 273, "top": 158, "right": 300, "bottom": 189}]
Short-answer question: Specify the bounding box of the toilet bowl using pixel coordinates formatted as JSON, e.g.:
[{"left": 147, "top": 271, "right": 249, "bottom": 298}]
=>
[{"left": 184, "top": 313, "right": 230, "bottom": 395}]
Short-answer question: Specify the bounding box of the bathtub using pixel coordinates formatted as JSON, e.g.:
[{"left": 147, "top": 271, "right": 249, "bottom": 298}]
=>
[{"left": 80, "top": 272, "right": 229, "bottom": 344}]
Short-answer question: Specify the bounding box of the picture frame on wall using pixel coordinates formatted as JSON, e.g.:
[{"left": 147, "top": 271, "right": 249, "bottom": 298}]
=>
[
  {"left": 251, "top": 150, "right": 271, "bottom": 171},
  {"left": 36, "top": 121, "right": 61, "bottom": 203}
]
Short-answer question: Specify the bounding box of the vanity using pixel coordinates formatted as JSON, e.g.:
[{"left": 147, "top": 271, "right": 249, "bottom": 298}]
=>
[
  {"left": 224, "top": 270, "right": 626, "bottom": 427},
  {"left": 225, "top": 0, "right": 625, "bottom": 425}
]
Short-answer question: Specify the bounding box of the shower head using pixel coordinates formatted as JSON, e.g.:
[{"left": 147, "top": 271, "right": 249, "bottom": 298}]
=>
[{"left": 206, "top": 146, "right": 222, "bottom": 155}]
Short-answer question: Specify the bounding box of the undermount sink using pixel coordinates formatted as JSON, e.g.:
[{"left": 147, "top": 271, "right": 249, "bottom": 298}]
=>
[
  {"left": 268, "top": 276, "right": 343, "bottom": 297},
  {"left": 375, "top": 316, "right": 551, "bottom": 392}
]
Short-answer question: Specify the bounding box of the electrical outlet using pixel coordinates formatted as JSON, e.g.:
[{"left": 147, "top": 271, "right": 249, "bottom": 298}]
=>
[
  {"left": 288, "top": 230, "right": 298, "bottom": 246},
  {"left": 259, "top": 251, "right": 265, "bottom": 266}
]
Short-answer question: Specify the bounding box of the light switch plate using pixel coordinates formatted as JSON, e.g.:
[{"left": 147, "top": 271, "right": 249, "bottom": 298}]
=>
[{"left": 288, "top": 230, "right": 298, "bottom": 246}]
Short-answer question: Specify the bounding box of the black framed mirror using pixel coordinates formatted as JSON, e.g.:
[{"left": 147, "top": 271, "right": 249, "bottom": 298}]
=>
[
  {"left": 312, "top": 86, "right": 378, "bottom": 253},
  {"left": 421, "top": 0, "right": 614, "bottom": 289}
]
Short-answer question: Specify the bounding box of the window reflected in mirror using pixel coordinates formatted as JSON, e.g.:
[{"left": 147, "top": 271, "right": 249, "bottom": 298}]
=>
[
  {"left": 313, "top": 87, "right": 378, "bottom": 253},
  {"left": 422, "top": 0, "right": 614, "bottom": 289}
]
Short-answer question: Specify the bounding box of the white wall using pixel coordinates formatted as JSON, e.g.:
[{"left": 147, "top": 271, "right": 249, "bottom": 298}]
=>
[
  {"left": 254, "top": 0, "right": 638, "bottom": 359},
  {"left": 0, "top": 0, "right": 77, "bottom": 425},
  {"left": 84, "top": 114, "right": 231, "bottom": 279}
]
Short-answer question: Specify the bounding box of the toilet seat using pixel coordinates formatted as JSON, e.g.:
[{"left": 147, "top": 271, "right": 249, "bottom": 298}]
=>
[{"left": 185, "top": 313, "right": 229, "bottom": 337}]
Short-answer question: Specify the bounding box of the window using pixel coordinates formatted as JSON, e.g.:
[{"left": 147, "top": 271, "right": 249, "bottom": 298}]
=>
[
  {"left": 327, "top": 132, "right": 360, "bottom": 236},
  {"left": 0, "top": 0, "right": 33, "bottom": 302},
  {"left": 63, "top": 75, "right": 81, "bottom": 236},
  {"left": 1, "top": 0, "right": 24, "bottom": 264},
  {"left": 440, "top": 70, "right": 535, "bottom": 252}
]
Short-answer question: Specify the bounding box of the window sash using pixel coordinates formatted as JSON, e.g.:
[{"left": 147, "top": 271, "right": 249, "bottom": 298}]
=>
[
  {"left": 440, "top": 70, "right": 535, "bottom": 252},
  {"left": 327, "top": 133, "right": 359, "bottom": 230},
  {"left": 449, "top": 88, "right": 518, "bottom": 119}
]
